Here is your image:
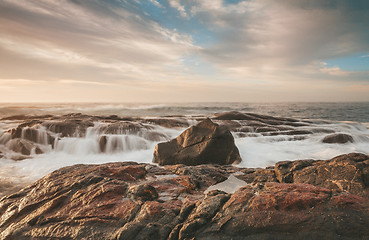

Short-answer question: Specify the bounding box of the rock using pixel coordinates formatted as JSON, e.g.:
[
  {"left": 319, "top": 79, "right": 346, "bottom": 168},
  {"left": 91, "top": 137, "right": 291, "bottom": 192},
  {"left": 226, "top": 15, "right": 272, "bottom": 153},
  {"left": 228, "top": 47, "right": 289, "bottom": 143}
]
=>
[
  {"left": 275, "top": 153, "right": 369, "bottom": 196},
  {"left": 322, "top": 133, "right": 354, "bottom": 144},
  {"left": 42, "top": 119, "right": 94, "bottom": 137},
  {"left": 98, "top": 135, "right": 107, "bottom": 152},
  {"left": 0, "top": 179, "right": 24, "bottom": 198},
  {"left": 153, "top": 118, "right": 241, "bottom": 166},
  {"left": 0, "top": 162, "right": 203, "bottom": 239},
  {"left": 5, "top": 138, "right": 43, "bottom": 155},
  {"left": 1, "top": 154, "right": 369, "bottom": 239},
  {"left": 166, "top": 164, "right": 230, "bottom": 189},
  {"left": 214, "top": 111, "right": 257, "bottom": 121},
  {"left": 237, "top": 168, "right": 278, "bottom": 183},
  {"left": 97, "top": 122, "right": 147, "bottom": 135},
  {"left": 268, "top": 130, "right": 313, "bottom": 136},
  {"left": 128, "top": 184, "right": 159, "bottom": 201},
  {"left": 144, "top": 118, "right": 190, "bottom": 128},
  {"left": 214, "top": 111, "right": 306, "bottom": 127},
  {"left": 213, "top": 112, "right": 317, "bottom": 139},
  {"left": 8, "top": 126, "right": 55, "bottom": 146},
  {"left": 1, "top": 115, "right": 53, "bottom": 121},
  {"left": 199, "top": 183, "right": 369, "bottom": 240}
]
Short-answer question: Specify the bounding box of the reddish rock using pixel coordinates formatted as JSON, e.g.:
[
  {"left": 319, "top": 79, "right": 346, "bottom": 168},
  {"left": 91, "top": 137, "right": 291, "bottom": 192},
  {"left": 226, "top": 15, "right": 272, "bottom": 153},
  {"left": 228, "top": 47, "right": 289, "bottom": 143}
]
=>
[
  {"left": 275, "top": 153, "right": 369, "bottom": 196},
  {"left": 1, "top": 154, "right": 369, "bottom": 239}
]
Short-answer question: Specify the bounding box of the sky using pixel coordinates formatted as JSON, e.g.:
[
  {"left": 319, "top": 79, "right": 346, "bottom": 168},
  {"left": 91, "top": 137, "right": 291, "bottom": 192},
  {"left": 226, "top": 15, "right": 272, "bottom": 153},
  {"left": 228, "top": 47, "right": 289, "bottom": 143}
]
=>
[{"left": 0, "top": 0, "right": 369, "bottom": 103}]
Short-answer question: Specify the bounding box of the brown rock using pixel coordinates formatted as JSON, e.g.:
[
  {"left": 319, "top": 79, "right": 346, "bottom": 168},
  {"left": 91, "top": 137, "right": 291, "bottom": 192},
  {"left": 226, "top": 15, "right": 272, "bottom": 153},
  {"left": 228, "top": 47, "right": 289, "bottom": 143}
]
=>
[
  {"left": 97, "top": 122, "right": 147, "bottom": 135},
  {"left": 144, "top": 118, "right": 190, "bottom": 128},
  {"left": 322, "top": 133, "right": 354, "bottom": 144},
  {"left": 98, "top": 135, "right": 107, "bottom": 152},
  {"left": 5, "top": 138, "right": 43, "bottom": 155},
  {"left": 237, "top": 168, "right": 277, "bottom": 183},
  {"left": 42, "top": 119, "right": 94, "bottom": 137},
  {"left": 153, "top": 118, "right": 241, "bottom": 166},
  {"left": 128, "top": 184, "right": 159, "bottom": 201}
]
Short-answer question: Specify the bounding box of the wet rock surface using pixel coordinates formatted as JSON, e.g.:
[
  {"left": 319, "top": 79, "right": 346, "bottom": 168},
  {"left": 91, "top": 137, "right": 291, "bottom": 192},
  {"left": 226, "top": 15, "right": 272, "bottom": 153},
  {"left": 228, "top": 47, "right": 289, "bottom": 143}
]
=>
[
  {"left": 153, "top": 118, "right": 241, "bottom": 166},
  {"left": 5, "top": 138, "right": 43, "bottom": 155},
  {"left": 322, "top": 133, "right": 354, "bottom": 144},
  {"left": 1, "top": 153, "right": 369, "bottom": 239},
  {"left": 0, "top": 111, "right": 357, "bottom": 161}
]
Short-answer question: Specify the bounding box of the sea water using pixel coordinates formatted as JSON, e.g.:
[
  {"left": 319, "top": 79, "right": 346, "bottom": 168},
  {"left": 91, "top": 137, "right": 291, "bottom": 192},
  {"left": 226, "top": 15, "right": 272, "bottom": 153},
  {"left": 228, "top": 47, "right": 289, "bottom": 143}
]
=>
[{"left": 0, "top": 102, "right": 368, "bottom": 195}]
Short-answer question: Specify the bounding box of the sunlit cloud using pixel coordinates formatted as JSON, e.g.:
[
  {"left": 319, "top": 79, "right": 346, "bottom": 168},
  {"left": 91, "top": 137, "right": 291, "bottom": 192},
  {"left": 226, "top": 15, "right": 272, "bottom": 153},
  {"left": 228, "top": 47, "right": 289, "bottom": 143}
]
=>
[{"left": 0, "top": 0, "right": 368, "bottom": 102}]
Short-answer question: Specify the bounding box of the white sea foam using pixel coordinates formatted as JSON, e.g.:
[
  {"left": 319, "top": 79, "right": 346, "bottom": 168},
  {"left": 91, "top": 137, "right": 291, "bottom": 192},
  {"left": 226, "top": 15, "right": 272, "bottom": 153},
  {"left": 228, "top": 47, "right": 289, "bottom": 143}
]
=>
[
  {"left": 205, "top": 174, "right": 248, "bottom": 194},
  {"left": 236, "top": 121, "right": 369, "bottom": 168},
  {"left": 0, "top": 108, "right": 368, "bottom": 195}
]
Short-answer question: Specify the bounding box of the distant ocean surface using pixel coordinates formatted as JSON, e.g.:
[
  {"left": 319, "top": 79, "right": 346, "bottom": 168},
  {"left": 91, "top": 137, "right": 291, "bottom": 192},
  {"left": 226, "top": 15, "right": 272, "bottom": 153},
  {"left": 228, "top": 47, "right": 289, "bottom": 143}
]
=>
[
  {"left": 0, "top": 102, "right": 368, "bottom": 123},
  {"left": 0, "top": 102, "right": 368, "bottom": 197}
]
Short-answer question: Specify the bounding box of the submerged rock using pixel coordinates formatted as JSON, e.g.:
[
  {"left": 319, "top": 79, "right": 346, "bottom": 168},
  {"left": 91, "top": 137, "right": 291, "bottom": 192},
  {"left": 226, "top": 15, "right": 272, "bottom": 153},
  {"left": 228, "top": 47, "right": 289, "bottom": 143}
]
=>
[
  {"left": 5, "top": 138, "right": 43, "bottom": 155},
  {"left": 1, "top": 153, "right": 369, "bottom": 239},
  {"left": 42, "top": 119, "right": 94, "bottom": 137},
  {"left": 153, "top": 118, "right": 241, "bottom": 166},
  {"left": 322, "top": 133, "right": 354, "bottom": 144},
  {"left": 98, "top": 135, "right": 108, "bottom": 152}
]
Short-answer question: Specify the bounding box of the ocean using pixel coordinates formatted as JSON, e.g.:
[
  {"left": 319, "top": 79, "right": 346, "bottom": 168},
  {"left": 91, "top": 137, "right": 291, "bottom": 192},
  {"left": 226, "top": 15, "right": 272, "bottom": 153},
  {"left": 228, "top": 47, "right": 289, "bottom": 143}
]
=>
[
  {"left": 1, "top": 102, "right": 369, "bottom": 122},
  {"left": 0, "top": 102, "right": 368, "bottom": 196}
]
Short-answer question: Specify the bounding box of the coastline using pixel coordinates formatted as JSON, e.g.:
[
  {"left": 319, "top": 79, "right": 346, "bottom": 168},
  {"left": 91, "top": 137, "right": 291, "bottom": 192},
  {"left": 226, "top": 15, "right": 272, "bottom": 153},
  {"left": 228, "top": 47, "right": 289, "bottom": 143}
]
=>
[{"left": 0, "top": 110, "right": 368, "bottom": 238}]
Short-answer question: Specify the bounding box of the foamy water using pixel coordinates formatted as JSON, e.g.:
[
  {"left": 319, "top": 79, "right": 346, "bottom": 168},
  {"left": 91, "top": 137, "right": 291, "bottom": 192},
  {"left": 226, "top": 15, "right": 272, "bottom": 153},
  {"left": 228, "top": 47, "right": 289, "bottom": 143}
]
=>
[{"left": 0, "top": 102, "right": 368, "bottom": 196}]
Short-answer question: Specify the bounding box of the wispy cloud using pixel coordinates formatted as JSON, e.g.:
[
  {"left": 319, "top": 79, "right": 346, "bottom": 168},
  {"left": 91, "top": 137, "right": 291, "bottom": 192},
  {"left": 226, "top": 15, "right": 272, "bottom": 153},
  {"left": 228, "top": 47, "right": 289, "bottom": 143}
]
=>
[
  {"left": 190, "top": 0, "right": 369, "bottom": 79},
  {"left": 149, "top": 0, "right": 164, "bottom": 9},
  {"left": 168, "top": 0, "right": 188, "bottom": 18},
  {"left": 0, "top": 0, "right": 368, "bottom": 102},
  {"left": 0, "top": 0, "right": 196, "bottom": 82}
]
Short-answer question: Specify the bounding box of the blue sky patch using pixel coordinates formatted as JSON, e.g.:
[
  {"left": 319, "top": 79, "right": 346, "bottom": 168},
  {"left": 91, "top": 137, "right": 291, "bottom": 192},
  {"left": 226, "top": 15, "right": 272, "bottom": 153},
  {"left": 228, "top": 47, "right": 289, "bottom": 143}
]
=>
[{"left": 325, "top": 53, "right": 369, "bottom": 71}]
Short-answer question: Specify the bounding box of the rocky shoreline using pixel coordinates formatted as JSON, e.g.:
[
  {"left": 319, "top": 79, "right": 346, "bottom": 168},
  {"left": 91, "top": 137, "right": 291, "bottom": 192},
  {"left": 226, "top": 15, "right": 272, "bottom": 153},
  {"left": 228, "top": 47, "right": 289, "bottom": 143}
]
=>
[
  {"left": 0, "top": 112, "right": 368, "bottom": 239},
  {"left": 0, "top": 153, "right": 369, "bottom": 239}
]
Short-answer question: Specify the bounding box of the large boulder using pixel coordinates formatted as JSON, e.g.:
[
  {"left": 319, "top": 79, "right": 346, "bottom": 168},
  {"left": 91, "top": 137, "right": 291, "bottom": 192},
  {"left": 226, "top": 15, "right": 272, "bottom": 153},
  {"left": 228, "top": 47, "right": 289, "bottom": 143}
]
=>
[
  {"left": 322, "top": 133, "right": 354, "bottom": 144},
  {"left": 153, "top": 118, "right": 241, "bottom": 166}
]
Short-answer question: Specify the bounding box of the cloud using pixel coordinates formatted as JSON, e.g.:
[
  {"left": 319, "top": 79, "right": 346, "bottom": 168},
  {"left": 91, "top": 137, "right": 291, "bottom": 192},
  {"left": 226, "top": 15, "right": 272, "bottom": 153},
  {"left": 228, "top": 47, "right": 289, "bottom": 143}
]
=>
[
  {"left": 319, "top": 65, "right": 350, "bottom": 77},
  {"left": 0, "top": 0, "right": 196, "bottom": 83},
  {"left": 148, "top": 0, "right": 164, "bottom": 9},
  {"left": 168, "top": 0, "right": 188, "bottom": 18},
  {"left": 190, "top": 0, "right": 369, "bottom": 80},
  {"left": 0, "top": 0, "right": 368, "bottom": 102}
]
